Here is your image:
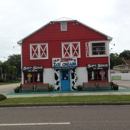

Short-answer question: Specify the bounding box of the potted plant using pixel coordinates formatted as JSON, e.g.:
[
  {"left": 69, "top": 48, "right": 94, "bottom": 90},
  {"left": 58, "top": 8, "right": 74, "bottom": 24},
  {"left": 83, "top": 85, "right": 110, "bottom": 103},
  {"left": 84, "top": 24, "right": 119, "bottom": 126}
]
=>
[
  {"left": 48, "top": 85, "right": 54, "bottom": 92},
  {"left": 77, "top": 85, "right": 83, "bottom": 91},
  {"left": 113, "top": 83, "right": 119, "bottom": 90},
  {"left": 14, "top": 87, "right": 20, "bottom": 93}
]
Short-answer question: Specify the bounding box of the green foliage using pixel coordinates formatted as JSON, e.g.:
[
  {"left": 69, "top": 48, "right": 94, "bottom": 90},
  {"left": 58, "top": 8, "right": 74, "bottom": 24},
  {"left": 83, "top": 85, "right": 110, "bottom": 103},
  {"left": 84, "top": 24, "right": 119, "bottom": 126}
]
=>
[
  {"left": 7, "top": 54, "right": 21, "bottom": 77},
  {"left": 0, "top": 95, "right": 130, "bottom": 104},
  {"left": 0, "top": 54, "right": 21, "bottom": 82},
  {"left": 110, "top": 52, "right": 125, "bottom": 69},
  {"left": 119, "top": 50, "right": 130, "bottom": 60},
  {"left": 0, "top": 94, "right": 7, "bottom": 101},
  {"left": 14, "top": 86, "right": 21, "bottom": 93},
  {"left": 77, "top": 85, "right": 83, "bottom": 91},
  {"left": 48, "top": 85, "right": 54, "bottom": 91}
]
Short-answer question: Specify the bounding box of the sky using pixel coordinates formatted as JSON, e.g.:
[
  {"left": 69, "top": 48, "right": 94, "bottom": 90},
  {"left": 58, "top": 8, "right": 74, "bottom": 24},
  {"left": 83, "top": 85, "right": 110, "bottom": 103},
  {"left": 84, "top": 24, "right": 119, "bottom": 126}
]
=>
[{"left": 0, "top": 0, "right": 130, "bottom": 61}]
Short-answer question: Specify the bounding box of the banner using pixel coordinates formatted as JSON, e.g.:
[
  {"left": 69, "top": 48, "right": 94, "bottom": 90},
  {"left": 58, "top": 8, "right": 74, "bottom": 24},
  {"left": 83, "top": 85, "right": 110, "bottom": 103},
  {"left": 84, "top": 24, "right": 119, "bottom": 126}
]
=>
[
  {"left": 87, "top": 64, "right": 108, "bottom": 70},
  {"left": 22, "top": 66, "right": 44, "bottom": 72},
  {"left": 52, "top": 58, "right": 77, "bottom": 68}
]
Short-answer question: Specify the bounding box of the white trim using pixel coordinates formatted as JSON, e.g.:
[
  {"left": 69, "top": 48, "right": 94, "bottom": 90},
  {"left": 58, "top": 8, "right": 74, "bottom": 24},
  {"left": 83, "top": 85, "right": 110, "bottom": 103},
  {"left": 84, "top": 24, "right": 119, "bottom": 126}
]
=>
[
  {"left": 21, "top": 45, "right": 24, "bottom": 84},
  {"left": 89, "top": 40, "right": 108, "bottom": 57},
  {"left": 62, "top": 42, "right": 81, "bottom": 58},
  {"left": 30, "top": 43, "right": 48, "bottom": 60}
]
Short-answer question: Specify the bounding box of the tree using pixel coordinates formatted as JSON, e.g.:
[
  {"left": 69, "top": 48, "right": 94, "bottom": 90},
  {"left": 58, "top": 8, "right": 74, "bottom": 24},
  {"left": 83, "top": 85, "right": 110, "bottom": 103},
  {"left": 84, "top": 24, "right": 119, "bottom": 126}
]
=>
[
  {"left": 110, "top": 53, "right": 123, "bottom": 69},
  {"left": 1, "top": 61, "right": 10, "bottom": 80},
  {"left": 119, "top": 50, "right": 130, "bottom": 60},
  {"left": 0, "top": 61, "right": 3, "bottom": 80},
  {"left": 7, "top": 54, "right": 21, "bottom": 77}
]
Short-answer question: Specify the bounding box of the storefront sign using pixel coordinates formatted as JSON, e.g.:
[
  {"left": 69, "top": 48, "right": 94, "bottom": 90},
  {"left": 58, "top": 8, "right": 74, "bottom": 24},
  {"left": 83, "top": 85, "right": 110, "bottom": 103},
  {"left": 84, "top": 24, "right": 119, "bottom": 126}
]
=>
[
  {"left": 52, "top": 58, "right": 77, "bottom": 68},
  {"left": 87, "top": 64, "right": 108, "bottom": 70},
  {"left": 22, "top": 66, "right": 44, "bottom": 72}
]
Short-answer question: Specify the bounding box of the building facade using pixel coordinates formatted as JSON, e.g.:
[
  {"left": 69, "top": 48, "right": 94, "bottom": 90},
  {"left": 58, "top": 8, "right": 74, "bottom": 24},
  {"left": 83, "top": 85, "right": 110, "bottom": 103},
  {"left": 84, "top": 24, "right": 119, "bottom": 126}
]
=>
[
  {"left": 112, "top": 60, "right": 130, "bottom": 73},
  {"left": 18, "top": 18, "right": 112, "bottom": 91}
]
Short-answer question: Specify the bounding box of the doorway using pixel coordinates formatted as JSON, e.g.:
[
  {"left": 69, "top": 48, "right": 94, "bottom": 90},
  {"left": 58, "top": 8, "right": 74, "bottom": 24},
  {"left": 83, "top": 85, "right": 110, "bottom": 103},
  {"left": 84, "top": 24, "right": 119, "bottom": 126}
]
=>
[{"left": 60, "top": 70, "right": 70, "bottom": 90}]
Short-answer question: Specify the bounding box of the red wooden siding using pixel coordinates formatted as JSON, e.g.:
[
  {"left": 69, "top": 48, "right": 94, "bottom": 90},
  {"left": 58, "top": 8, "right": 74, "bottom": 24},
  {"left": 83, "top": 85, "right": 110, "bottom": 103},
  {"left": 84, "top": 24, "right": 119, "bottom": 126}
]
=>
[{"left": 22, "top": 21, "right": 108, "bottom": 68}]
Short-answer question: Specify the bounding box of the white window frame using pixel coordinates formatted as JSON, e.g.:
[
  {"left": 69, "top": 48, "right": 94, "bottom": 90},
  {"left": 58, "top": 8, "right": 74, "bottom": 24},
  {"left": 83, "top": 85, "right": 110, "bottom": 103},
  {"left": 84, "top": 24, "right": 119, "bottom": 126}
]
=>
[
  {"left": 60, "top": 22, "right": 67, "bottom": 31},
  {"left": 89, "top": 41, "right": 108, "bottom": 57},
  {"left": 62, "top": 42, "right": 81, "bottom": 58},
  {"left": 30, "top": 43, "right": 48, "bottom": 60}
]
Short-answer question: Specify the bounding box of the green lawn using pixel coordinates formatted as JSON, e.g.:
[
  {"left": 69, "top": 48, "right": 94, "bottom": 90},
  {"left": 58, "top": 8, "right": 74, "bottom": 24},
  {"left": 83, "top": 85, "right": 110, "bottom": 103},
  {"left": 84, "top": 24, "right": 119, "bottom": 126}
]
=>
[
  {"left": 0, "top": 81, "right": 20, "bottom": 85},
  {"left": 0, "top": 95, "right": 130, "bottom": 104}
]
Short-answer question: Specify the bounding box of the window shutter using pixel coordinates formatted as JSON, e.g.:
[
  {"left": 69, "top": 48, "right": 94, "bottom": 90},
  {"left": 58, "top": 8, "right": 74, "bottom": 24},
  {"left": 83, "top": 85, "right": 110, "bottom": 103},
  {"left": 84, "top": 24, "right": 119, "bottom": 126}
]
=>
[
  {"left": 30, "top": 44, "right": 48, "bottom": 59},
  {"left": 85, "top": 42, "right": 89, "bottom": 57},
  {"left": 40, "top": 44, "right": 48, "bottom": 58},
  {"left": 31, "top": 45, "right": 39, "bottom": 58},
  {"left": 63, "top": 44, "right": 71, "bottom": 57},
  {"left": 72, "top": 43, "right": 79, "bottom": 57}
]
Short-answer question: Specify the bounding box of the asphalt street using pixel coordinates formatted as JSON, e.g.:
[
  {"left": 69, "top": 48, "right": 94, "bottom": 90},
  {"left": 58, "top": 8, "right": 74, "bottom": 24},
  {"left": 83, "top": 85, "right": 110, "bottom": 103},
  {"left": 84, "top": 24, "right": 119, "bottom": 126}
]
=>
[{"left": 0, "top": 105, "right": 130, "bottom": 130}]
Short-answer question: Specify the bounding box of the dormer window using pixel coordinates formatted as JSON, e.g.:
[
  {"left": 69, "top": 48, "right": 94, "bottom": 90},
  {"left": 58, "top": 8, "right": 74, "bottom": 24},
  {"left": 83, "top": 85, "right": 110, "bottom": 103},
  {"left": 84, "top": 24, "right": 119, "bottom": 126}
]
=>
[{"left": 61, "top": 22, "right": 67, "bottom": 31}]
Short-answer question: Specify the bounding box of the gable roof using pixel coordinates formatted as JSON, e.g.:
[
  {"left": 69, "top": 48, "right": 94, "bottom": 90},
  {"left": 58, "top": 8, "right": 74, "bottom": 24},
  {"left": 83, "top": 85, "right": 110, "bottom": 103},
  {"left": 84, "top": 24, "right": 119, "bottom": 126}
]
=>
[
  {"left": 124, "top": 60, "right": 130, "bottom": 65},
  {"left": 113, "top": 60, "right": 130, "bottom": 68},
  {"left": 17, "top": 18, "right": 112, "bottom": 44}
]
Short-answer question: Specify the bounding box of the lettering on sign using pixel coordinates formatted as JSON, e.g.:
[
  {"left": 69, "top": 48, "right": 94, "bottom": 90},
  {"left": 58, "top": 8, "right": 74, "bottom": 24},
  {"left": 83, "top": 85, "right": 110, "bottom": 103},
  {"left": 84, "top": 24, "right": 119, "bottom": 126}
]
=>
[
  {"left": 87, "top": 64, "right": 108, "bottom": 70},
  {"left": 23, "top": 66, "right": 43, "bottom": 72},
  {"left": 52, "top": 58, "right": 77, "bottom": 68}
]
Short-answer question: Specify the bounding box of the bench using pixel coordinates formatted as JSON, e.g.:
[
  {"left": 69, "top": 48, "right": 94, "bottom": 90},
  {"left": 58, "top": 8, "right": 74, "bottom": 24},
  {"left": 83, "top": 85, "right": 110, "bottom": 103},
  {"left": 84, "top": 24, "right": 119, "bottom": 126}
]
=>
[
  {"left": 83, "top": 82, "right": 97, "bottom": 90},
  {"left": 20, "top": 84, "right": 34, "bottom": 91},
  {"left": 83, "top": 82, "right": 112, "bottom": 90},
  {"left": 36, "top": 83, "right": 49, "bottom": 91}
]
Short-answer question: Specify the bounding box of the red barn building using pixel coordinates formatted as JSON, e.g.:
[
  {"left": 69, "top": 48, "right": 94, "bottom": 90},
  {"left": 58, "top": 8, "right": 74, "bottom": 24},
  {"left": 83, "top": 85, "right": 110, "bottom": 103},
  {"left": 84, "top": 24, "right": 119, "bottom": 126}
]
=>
[{"left": 18, "top": 18, "right": 112, "bottom": 91}]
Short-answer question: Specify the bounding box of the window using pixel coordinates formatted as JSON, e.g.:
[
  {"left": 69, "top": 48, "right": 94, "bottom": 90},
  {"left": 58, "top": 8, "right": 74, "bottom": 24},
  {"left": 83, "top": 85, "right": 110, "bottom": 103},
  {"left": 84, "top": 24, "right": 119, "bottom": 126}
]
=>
[
  {"left": 30, "top": 43, "right": 48, "bottom": 60},
  {"left": 89, "top": 41, "right": 108, "bottom": 57},
  {"left": 61, "top": 22, "right": 67, "bottom": 31},
  {"left": 88, "top": 70, "right": 108, "bottom": 81},
  {"left": 24, "top": 72, "right": 43, "bottom": 83},
  {"left": 62, "top": 42, "right": 80, "bottom": 58},
  {"left": 125, "top": 66, "right": 128, "bottom": 69}
]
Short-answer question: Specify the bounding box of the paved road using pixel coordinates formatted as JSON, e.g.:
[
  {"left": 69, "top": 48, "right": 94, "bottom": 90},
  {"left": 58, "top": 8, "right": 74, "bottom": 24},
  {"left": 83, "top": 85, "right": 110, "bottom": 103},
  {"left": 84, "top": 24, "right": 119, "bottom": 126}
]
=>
[
  {"left": 0, "top": 83, "right": 20, "bottom": 95},
  {"left": 113, "top": 80, "right": 130, "bottom": 88},
  {"left": 0, "top": 105, "right": 130, "bottom": 130}
]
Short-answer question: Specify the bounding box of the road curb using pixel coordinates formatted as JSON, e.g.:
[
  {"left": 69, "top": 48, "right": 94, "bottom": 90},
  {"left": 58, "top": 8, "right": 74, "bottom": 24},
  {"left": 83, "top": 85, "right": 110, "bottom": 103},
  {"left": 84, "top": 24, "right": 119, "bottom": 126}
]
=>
[{"left": 0, "top": 102, "right": 130, "bottom": 107}]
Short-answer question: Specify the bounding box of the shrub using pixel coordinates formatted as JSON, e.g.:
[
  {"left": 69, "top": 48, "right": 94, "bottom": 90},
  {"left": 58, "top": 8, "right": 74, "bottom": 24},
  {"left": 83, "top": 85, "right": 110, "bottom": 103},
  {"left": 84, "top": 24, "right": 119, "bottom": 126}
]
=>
[
  {"left": 0, "top": 94, "right": 7, "bottom": 101},
  {"left": 113, "top": 84, "right": 119, "bottom": 90},
  {"left": 77, "top": 85, "right": 83, "bottom": 91},
  {"left": 48, "top": 85, "right": 54, "bottom": 92},
  {"left": 14, "top": 86, "right": 20, "bottom": 93}
]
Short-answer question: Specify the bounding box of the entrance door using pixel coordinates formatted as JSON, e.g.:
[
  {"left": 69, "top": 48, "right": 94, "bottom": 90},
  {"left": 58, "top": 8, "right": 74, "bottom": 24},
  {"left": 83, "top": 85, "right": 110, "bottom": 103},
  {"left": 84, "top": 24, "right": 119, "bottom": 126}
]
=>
[{"left": 60, "top": 70, "right": 70, "bottom": 90}]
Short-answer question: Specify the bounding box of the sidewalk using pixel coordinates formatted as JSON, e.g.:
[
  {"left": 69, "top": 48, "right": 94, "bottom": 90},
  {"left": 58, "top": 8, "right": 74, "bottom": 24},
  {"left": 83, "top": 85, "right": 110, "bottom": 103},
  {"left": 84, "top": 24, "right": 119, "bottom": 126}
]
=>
[
  {"left": 0, "top": 81, "right": 130, "bottom": 98},
  {"left": 113, "top": 80, "right": 130, "bottom": 89}
]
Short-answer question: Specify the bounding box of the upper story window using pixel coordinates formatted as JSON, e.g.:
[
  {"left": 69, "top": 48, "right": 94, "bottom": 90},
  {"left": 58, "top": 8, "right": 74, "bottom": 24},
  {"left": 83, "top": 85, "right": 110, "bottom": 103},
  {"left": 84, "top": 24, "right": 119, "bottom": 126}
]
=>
[
  {"left": 62, "top": 42, "right": 81, "bottom": 58},
  {"left": 30, "top": 43, "right": 48, "bottom": 60},
  {"left": 61, "top": 22, "right": 67, "bottom": 31},
  {"left": 89, "top": 41, "right": 108, "bottom": 57}
]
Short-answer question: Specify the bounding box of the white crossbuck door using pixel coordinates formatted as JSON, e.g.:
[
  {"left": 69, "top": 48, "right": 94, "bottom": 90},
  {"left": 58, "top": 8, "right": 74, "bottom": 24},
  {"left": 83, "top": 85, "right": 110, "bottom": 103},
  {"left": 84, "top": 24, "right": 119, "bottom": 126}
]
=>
[
  {"left": 62, "top": 42, "right": 80, "bottom": 58},
  {"left": 30, "top": 44, "right": 48, "bottom": 59}
]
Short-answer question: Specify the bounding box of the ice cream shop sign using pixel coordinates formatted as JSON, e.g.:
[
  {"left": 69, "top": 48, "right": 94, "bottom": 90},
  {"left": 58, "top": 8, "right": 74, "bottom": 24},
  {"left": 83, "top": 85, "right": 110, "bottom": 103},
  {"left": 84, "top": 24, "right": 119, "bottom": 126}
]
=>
[{"left": 52, "top": 58, "right": 77, "bottom": 68}]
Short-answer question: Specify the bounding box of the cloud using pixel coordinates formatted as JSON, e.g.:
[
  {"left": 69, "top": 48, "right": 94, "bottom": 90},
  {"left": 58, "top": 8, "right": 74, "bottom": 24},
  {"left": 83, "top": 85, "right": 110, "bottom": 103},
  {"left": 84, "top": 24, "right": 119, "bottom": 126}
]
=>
[{"left": 0, "top": 0, "right": 130, "bottom": 61}]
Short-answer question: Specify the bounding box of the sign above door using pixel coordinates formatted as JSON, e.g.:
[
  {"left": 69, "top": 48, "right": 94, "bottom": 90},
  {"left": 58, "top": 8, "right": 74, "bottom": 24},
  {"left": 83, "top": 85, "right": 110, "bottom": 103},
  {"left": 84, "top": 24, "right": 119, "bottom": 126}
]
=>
[{"left": 52, "top": 58, "right": 77, "bottom": 68}]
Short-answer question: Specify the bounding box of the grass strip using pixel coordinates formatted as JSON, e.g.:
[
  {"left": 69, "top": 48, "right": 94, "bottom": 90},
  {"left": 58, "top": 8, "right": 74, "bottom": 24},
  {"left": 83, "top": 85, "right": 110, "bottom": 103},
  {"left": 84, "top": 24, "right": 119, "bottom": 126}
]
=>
[
  {"left": 0, "top": 82, "right": 20, "bottom": 85},
  {"left": 0, "top": 95, "right": 130, "bottom": 104}
]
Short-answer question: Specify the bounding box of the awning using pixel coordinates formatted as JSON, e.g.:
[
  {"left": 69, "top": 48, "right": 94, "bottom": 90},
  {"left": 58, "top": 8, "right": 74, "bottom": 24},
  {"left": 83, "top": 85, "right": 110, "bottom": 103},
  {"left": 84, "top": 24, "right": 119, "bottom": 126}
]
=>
[
  {"left": 87, "top": 64, "right": 109, "bottom": 70},
  {"left": 22, "top": 66, "right": 44, "bottom": 72}
]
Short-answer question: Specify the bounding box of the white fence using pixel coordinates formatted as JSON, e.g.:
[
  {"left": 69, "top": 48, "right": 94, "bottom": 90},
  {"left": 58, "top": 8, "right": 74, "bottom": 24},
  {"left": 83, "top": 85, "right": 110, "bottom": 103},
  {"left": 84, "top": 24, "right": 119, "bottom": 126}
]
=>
[{"left": 111, "top": 73, "right": 130, "bottom": 81}]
